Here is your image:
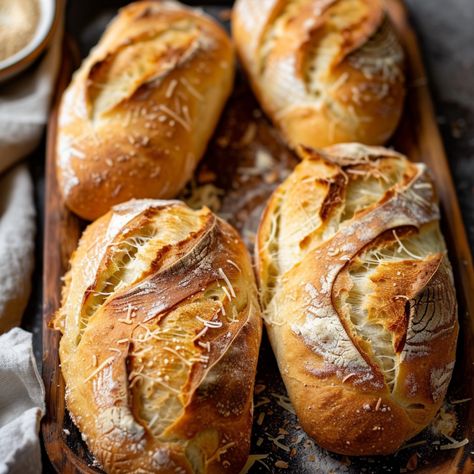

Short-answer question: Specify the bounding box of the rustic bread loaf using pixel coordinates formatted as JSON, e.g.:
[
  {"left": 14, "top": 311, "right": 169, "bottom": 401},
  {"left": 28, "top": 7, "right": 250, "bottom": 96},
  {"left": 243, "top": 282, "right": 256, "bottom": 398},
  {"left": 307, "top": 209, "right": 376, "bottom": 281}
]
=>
[
  {"left": 54, "top": 199, "right": 262, "bottom": 473},
  {"left": 57, "top": 1, "right": 234, "bottom": 221},
  {"left": 232, "top": 0, "right": 405, "bottom": 149},
  {"left": 256, "top": 143, "right": 458, "bottom": 455}
]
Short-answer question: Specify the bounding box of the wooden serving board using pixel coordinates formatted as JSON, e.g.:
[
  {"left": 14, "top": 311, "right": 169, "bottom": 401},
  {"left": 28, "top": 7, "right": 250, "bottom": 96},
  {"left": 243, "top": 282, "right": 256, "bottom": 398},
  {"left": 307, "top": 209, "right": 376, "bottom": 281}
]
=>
[{"left": 42, "top": 1, "right": 474, "bottom": 473}]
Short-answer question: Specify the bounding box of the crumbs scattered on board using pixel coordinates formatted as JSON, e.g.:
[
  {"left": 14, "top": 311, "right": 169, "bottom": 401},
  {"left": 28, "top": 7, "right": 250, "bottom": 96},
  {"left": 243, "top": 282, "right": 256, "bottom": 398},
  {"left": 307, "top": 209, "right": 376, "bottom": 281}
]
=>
[{"left": 244, "top": 377, "right": 471, "bottom": 473}]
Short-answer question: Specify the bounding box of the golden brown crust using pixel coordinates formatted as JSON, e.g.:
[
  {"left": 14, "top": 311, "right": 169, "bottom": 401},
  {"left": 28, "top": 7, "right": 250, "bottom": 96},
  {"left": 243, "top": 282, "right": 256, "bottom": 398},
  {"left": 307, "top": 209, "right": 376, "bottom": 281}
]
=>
[
  {"left": 55, "top": 199, "right": 262, "bottom": 473},
  {"left": 256, "top": 143, "right": 458, "bottom": 455},
  {"left": 57, "top": 1, "right": 235, "bottom": 221},
  {"left": 232, "top": 0, "right": 405, "bottom": 148}
]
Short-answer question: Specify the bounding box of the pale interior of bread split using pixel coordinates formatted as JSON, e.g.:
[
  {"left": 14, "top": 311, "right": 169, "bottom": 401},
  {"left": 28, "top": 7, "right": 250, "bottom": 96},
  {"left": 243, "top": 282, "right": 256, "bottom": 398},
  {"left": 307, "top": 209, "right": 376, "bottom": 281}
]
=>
[
  {"left": 340, "top": 223, "right": 445, "bottom": 389},
  {"left": 76, "top": 207, "right": 204, "bottom": 344},
  {"left": 88, "top": 22, "right": 200, "bottom": 120},
  {"left": 129, "top": 287, "right": 226, "bottom": 437},
  {"left": 260, "top": 155, "right": 446, "bottom": 393},
  {"left": 57, "top": 202, "right": 259, "bottom": 473},
  {"left": 257, "top": 0, "right": 402, "bottom": 109}
]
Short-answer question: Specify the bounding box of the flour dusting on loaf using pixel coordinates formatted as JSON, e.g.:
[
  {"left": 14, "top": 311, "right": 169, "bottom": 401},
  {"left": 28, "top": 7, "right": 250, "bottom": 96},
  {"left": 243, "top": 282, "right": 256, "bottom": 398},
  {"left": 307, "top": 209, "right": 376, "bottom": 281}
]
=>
[
  {"left": 256, "top": 143, "right": 458, "bottom": 455},
  {"left": 55, "top": 199, "right": 261, "bottom": 473},
  {"left": 57, "top": 1, "right": 235, "bottom": 220},
  {"left": 233, "top": 0, "right": 405, "bottom": 148}
]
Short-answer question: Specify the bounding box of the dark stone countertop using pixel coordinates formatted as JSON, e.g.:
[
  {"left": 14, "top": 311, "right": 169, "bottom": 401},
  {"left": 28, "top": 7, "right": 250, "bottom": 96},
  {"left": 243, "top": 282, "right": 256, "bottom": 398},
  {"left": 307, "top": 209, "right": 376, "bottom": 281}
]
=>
[{"left": 17, "top": 0, "right": 473, "bottom": 471}]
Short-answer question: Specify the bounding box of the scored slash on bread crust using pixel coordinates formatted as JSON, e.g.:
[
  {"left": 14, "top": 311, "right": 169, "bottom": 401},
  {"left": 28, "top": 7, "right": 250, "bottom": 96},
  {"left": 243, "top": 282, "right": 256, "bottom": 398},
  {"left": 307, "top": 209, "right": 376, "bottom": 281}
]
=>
[
  {"left": 255, "top": 143, "right": 458, "bottom": 456},
  {"left": 56, "top": 1, "right": 235, "bottom": 221},
  {"left": 54, "top": 200, "right": 262, "bottom": 473},
  {"left": 232, "top": 0, "right": 405, "bottom": 148}
]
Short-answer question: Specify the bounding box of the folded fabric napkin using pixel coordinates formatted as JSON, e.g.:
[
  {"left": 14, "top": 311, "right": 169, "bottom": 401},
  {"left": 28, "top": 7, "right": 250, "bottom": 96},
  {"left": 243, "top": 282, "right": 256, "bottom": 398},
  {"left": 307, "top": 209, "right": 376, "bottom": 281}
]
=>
[
  {"left": 0, "top": 166, "right": 35, "bottom": 334},
  {"left": 0, "top": 21, "right": 62, "bottom": 474},
  {"left": 0, "top": 328, "right": 45, "bottom": 474}
]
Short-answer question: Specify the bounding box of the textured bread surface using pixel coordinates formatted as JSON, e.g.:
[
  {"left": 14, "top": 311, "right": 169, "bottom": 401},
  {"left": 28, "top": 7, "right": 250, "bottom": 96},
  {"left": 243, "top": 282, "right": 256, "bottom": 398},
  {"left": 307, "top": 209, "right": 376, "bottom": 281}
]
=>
[
  {"left": 54, "top": 199, "right": 262, "bottom": 473},
  {"left": 256, "top": 143, "right": 458, "bottom": 455},
  {"left": 57, "top": 1, "right": 234, "bottom": 221},
  {"left": 232, "top": 0, "right": 405, "bottom": 148}
]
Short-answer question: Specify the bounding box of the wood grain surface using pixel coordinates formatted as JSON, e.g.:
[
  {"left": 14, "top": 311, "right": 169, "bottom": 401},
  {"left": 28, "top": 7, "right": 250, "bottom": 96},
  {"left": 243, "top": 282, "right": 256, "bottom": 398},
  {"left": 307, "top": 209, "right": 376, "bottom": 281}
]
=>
[{"left": 42, "top": 2, "right": 474, "bottom": 473}]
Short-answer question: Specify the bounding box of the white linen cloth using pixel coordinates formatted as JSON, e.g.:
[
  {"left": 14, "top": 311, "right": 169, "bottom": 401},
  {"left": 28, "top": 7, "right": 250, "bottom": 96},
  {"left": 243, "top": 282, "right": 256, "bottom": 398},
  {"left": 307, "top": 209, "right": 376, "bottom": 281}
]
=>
[
  {"left": 0, "top": 166, "right": 35, "bottom": 333},
  {"left": 0, "top": 22, "right": 62, "bottom": 474},
  {"left": 0, "top": 328, "right": 45, "bottom": 474}
]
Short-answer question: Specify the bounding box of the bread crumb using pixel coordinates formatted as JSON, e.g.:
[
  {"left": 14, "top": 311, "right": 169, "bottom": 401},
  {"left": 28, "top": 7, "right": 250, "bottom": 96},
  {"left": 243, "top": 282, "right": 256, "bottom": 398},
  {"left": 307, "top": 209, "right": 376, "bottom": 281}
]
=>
[
  {"left": 217, "top": 136, "right": 230, "bottom": 148},
  {"left": 197, "top": 169, "right": 217, "bottom": 184},
  {"left": 406, "top": 453, "right": 418, "bottom": 471},
  {"left": 218, "top": 8, "right": 231, "bottom": 21},
  {"left": 238, "top": 122, "right": 257, "bottom": 147},
  {"left": 431, "top": 406, "right": 457, "bottom": 437},
  {"left": 264, "top": 170, "right": 279, "bottom": 184}
]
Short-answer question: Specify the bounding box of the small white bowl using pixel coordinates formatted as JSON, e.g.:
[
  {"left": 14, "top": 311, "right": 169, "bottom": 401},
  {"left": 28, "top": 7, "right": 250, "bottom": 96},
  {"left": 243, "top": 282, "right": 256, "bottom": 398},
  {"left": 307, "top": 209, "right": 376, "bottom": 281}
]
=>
[{"left": 0, "top": 0, "right": 60, "bottom": 83}]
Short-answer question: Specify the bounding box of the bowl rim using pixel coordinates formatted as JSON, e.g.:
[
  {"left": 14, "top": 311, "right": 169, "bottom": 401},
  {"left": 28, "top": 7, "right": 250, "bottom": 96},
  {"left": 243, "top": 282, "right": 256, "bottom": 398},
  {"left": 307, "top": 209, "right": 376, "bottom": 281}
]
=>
[{"left": 0, "top": 0, "right": 60, "bottom": 77}]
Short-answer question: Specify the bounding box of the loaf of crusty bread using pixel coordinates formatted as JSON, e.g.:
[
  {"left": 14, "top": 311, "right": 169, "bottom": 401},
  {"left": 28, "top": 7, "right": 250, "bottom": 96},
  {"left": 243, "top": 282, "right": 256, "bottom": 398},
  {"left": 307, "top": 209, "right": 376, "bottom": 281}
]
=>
[
  {"left": 232, "top": 0, "right": 405, "bottom": 148},
  {"left": 54, "top": 199, "right": 262, "bottom": 473},
  {"left": 57, "top": 1, "right": 234, "bottom": 221},
  {"left": 256, "top": 144, "right": 458, "bottom": 455}
]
